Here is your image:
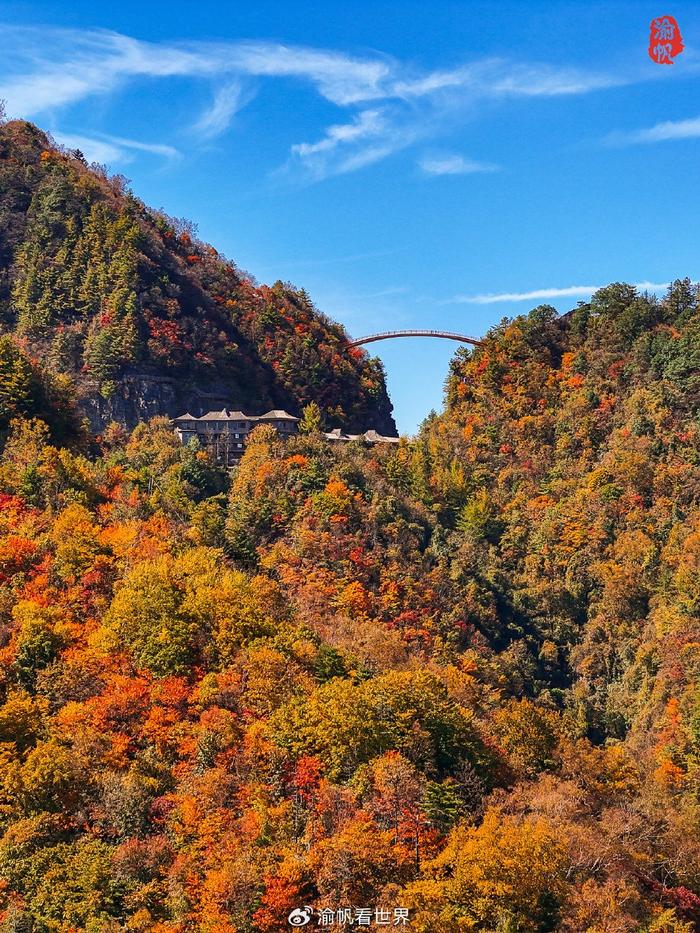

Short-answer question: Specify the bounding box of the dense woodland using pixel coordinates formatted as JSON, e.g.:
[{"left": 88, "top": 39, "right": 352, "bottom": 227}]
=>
[
  {"left": 0, "top": 116, "right": 700, "bottom": 932},
  {"left": 0, "top": 118, "right": 394, "bottom": 435}
]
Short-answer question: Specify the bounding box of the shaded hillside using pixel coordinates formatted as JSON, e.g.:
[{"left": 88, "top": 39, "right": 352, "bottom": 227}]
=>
[{"left": 0, "top": 118, "right": 395, "bottom": 435}]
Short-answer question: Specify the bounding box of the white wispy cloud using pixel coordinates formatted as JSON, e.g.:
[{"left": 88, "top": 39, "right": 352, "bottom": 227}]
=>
[
  {"left": 448, "top": 281, "right": 671, "bottom": 304},
  {"left": 292, "top": 109, "right": 386, "bottom": 159},
  {"left": 103, "top": 134, "right": 180, "bottom": 159},
  {"left": 0, "top": 28, "right": 210, "bottom": 115},
  {"left": 194, "top": 81, "right": 250, "bottom": 138},
  {"left": 335, "top": 143, "right": 399, "bottom": 174},
  {"left": 288, "top": 108, "right": 420, "bottom": 179},
  {"left": 0, "top": 26, "right": 392, "bottom": 116},
  {"left": 483, "top": 62, "right": 624, "bottom": 97},
  {"left": 358, "top": 285, "right": 409, "bottom": 298},
  {"left": 52, "top": 131, "right": 179, "bottom": 165},
  {"left": 0, "top": 24, "right": 641, "bottom": 180},
  {"left": 221, "top": 41, "right": 391, "bottom": 105},
  {"left": 51, "top": 133, "right": 124, "bottom": 165},
  {"left": 607, "top": 115, "right": 700, "bottom": 146},
  {"left": 394, "top": 58, "right": 625, "bottom": 101},
  {"left": 419, "top": 154, "right": 499, "bottom": 175}
]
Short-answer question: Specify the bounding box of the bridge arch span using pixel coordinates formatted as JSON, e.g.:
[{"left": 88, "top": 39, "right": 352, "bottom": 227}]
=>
[{"left": 347, "top": 329, "right": 483, "bottom": 348}]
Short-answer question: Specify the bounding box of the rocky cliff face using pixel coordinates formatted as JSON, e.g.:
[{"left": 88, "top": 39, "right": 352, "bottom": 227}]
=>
[
  {"left": 78, "top": 371, "right": 288, "bottom": 433},
  {"left": 78, "top": 374, "right": 180, "bottom": 432},
  {"left": 77, "top": 368, "right": 396, "bottom": 436},
  {"left": 0, "top": 119, "right": 397, "bottom": 437}
]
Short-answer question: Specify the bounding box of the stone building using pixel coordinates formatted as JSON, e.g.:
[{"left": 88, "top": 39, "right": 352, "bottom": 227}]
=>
[
  {"left": 173, "top": 408, "right": 299, "bottom": 464},
  {"left": 323, "top": 428, "right": 400, "bottom": 445},
  {"left": 173, "top": 408, "right": 401, "bottom": 465}
]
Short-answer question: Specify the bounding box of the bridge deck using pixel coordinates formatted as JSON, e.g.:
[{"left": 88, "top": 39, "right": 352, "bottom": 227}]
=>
[{"left": 347, "top": 329, "right": 483, "bottom": 348}]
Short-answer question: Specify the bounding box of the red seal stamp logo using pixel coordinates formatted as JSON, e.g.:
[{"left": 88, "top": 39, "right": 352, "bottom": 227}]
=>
[{"left": 649, "top": 15, "right": 684, "bottom": 64}]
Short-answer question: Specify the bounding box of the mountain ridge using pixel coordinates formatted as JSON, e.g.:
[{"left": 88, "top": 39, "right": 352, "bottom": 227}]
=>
[{"left": 0, "top": 118, "right": 396, "bottom": 436}]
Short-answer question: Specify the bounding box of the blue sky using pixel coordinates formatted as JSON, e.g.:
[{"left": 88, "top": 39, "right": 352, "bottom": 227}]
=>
[{"left": 2, "top": 2, "right": 700, "bottom": 432}]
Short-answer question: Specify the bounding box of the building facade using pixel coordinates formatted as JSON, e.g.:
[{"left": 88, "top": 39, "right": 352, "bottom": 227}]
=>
[
  {"left": 173, "top": 409, "right": 401, "bottom": 465},
  {"left": 173, "top": 408, "right": 299, "bottom": 464}
]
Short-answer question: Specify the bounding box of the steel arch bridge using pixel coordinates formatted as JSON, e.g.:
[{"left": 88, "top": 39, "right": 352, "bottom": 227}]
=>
[{"left": 347, "top": 329, "right": 483, "bottom": 348}]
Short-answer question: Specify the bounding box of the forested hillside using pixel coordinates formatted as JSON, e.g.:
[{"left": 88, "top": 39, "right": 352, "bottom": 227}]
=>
[
  {"left": 0, "top": 278, "right": 698, "bottom": 930},
  {"left": 0, "top": 118, "right": 395, "bottom": 435}
]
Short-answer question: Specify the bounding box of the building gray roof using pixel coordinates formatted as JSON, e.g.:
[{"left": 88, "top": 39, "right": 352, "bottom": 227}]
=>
[
  {"left": 324, "top": 429, "right": 399, "bottom": 444},
  {"left": 196, "top": 410, "right": 231, "bottom": 421},
  {"left": 173, "top": 407, "right": 298, "bottom": 423},
  {"left": 180, "top": 409, "right": 249, "bottom": 421},
  {"left": 363, "top": 429, "right": 399, "bottom": 443},
  {"left": 257, "top": 410, "right": 299, "bottom": 421}
]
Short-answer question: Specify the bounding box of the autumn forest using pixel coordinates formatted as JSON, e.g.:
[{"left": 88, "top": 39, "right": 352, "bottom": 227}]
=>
[{"left": 0, "top": 116, "right": 699, "bottom": 932}]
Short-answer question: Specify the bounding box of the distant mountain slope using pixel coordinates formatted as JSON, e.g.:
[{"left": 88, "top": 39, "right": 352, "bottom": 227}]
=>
[
  {"left": 415, "top": 280, "right": 700, "bottom": 744},
  {"left": 0, "top": 119, "right": 396, "bottom": 435}
]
